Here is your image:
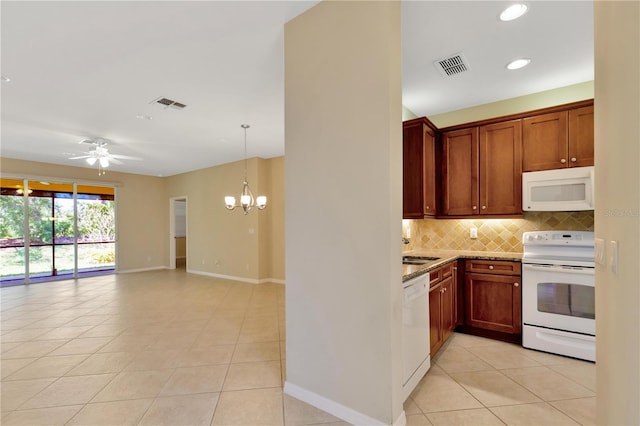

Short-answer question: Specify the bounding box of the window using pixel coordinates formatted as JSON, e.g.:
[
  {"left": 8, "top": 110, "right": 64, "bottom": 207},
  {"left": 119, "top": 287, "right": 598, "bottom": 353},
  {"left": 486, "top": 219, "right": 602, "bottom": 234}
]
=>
[{"left": 0, "top": 179, "right": 116, "bottom": 286}]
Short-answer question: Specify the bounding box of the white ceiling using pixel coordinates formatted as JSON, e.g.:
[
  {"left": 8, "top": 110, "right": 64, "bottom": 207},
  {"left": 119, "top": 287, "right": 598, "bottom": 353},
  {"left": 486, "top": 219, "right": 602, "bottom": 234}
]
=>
[{"left": 1, "top": 1, "right": 593, "bottom": 177}]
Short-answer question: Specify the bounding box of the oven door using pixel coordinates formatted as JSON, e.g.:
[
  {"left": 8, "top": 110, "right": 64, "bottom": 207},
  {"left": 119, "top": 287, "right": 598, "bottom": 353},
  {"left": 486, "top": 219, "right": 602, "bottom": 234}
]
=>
[{"left": 522, "top": 263, "right": 595, "bottom": 335}]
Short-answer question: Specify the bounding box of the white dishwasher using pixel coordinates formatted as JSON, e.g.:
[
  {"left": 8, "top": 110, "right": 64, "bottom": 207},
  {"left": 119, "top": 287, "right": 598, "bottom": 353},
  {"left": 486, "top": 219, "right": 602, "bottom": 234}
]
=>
[{"left": 402, "top": 272, "right": 430, "bottom": 400}]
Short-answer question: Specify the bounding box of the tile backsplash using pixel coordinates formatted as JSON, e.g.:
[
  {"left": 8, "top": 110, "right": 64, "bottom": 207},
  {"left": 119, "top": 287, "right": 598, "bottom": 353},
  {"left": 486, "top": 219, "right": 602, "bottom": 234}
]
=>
[{"left": 403, "top": 211, "right": 594, "bottom": 253}]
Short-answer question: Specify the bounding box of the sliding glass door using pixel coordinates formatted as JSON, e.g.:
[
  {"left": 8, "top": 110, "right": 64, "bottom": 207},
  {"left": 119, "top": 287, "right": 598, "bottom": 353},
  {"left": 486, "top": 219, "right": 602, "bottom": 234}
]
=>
[
  {"left": 0, "top": 179, "right": 27, "bottom": 281},
  {"left": 27, "top": 182, "right": 75, "bottom": 280},
  {"left": 0, "top": 179, "right": 115, "bottom": 286},
  {"left": 77, "top": 186, "right": 115, "bottom": 274}
]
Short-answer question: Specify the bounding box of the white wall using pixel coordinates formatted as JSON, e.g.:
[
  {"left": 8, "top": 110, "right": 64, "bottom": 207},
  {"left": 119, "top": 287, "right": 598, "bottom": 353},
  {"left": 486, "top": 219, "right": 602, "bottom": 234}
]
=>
[
  {"left": 284, "top": 1, "right": 404, "bottom": 424},
  {"left": 594, "top": 2, "right": 640, "bottom": 424}
]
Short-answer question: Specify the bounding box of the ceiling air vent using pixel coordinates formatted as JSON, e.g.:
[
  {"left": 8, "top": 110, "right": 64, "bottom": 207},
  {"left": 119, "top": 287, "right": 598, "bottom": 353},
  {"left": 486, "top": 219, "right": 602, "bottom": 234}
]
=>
[
  {"left": 434, "top": 53, "right": 471, "bottom": 77},
  {"left": 151, "top": 97, "right": 187, "bottom": 109}
]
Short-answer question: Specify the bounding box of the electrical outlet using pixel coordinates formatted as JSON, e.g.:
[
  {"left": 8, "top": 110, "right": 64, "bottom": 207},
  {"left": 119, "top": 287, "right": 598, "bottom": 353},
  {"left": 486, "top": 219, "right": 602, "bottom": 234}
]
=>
[{"left": 470, "top": 227, "right": 478, "bottom": 239}]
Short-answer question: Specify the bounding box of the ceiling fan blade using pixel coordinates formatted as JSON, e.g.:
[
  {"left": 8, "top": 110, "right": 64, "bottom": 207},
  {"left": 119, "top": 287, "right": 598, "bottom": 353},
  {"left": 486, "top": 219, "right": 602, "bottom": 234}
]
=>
[
  {"left": 110, "top": 154, "right": 142, "bottom": 161},
  {"left": 69, "top": 155, "right": 91, "bottom": 159},
  {"left": 108, "top": 157, "right": 124, "bottom": 165}
]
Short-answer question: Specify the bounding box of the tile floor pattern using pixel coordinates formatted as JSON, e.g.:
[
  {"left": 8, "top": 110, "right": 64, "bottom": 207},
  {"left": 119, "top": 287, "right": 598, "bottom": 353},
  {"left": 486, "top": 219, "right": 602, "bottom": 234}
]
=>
[{"left": 1, "top": 270, "right": 596, "bottom": 425}]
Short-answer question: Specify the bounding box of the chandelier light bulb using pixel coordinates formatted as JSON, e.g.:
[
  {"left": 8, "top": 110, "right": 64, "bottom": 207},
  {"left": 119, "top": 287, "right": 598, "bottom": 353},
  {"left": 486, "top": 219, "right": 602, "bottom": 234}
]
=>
[
  {"left": 256, "top": 196, "right": 267, "bottom": 209},
  {"left": 225, "top": 197, "right": 236, "bottom": 209}
]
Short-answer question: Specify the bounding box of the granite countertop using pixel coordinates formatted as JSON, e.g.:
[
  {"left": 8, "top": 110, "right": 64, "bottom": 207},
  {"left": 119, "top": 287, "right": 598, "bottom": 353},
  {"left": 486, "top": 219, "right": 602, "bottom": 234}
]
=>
[{"left": 402, "top": 249, "right": 523, "bottom": 282}]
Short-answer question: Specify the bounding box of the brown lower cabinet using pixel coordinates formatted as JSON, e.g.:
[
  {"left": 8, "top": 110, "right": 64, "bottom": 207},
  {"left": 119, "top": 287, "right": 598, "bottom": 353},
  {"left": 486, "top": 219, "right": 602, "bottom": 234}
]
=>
[
  {"left": 428, "top": 261, "right": 456, "bottom": 356},
  {"left": 464, "top": 259, "right": 522, "bottom": 338},
  {"left": 426, "top": 258, "right": 521, "bottom": 357}
]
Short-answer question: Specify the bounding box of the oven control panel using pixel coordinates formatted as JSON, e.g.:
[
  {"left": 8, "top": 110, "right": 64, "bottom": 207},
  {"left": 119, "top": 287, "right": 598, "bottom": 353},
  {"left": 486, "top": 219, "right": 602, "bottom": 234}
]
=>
[{"left": 523, "top": 231, "right": 594, "bottom": 246}]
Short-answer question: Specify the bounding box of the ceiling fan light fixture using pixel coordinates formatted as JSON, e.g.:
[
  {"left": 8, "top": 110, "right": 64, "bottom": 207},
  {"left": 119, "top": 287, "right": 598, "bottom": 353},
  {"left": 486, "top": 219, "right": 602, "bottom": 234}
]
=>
[
  {"left": 499, "top": 3, "right": 528, "bottom": 21},
  {"left": 506, "top": 58, "right": 531, "bottom": 70},
  {"left": 86, "top": 157, "right": 98, "bottom": 165},
  {"left": 99, "top": 157, "right": 110, "bottom": 168}
]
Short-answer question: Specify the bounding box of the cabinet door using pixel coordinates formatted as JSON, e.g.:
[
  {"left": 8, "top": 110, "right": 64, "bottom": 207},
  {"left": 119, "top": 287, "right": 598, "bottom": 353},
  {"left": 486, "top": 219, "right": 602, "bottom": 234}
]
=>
[
  {"left": 568, "top": 105, "right": 594, "bottom": 167},
  {"left": 479, "top": 120, "right": 522, "bottom": 215},
  {"left": 465, "top": 273, "right": 521, "bottom": 335},
  {"left": 423, "top": 126, "right": 437, "bottom": 216},
  {"left": 403, "top": 122, "right": 426, "bottom": 219},
  {"left": 429, "top": 284, "right": 443, "bottom": 356},
  {"left": 440, "top": 275, "right": 455, "bottom": 342},
  {"left": 442, "top": 128, "right": 478, "bottom": 216},
  {"left": 522, "top": 111, "right": 568, "bottom": 172}
]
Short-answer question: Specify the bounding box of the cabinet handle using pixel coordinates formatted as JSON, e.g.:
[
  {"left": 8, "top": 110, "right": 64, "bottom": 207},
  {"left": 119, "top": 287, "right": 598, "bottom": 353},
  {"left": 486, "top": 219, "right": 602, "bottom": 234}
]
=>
[
  {"left": 571, "top": 157, "right": 577, "bottom": 162},
  {"left": 472, "top": 206, "right": 477, "bottom": 210},
  {"left": 514, "top": 282, "right": 519, "bottom": 287},
  {"left": 489, "top": 265, "right": 494, "bottom": 270},
  {"left": 426, "top": 205, "right": 430, "bottom": 209},
  {"left": 481, "top": 206, "right": 487, "bottom": 210},
  {"left": 560, "top": 158, "right": 567, "bottom": 164}
]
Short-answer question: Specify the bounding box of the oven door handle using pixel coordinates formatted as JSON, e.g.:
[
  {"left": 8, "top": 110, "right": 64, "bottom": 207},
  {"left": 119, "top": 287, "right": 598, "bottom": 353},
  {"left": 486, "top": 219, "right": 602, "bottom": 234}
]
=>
[{"left": 523, "top": 264, "right": 595, "bottom": 275}]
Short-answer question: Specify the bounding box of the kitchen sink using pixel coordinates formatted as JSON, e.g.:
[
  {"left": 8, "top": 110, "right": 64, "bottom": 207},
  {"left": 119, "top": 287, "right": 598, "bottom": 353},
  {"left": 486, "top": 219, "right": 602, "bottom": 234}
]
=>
[{"left": 402, "top": 256, "right": 440, "bottom": 265}]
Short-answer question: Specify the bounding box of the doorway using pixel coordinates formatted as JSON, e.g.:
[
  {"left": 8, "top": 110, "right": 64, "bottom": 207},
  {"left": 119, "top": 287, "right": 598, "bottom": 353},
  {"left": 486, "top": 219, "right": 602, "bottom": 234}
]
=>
[{"left": 170, "top": 197, "right": 187, "bottom": 270}]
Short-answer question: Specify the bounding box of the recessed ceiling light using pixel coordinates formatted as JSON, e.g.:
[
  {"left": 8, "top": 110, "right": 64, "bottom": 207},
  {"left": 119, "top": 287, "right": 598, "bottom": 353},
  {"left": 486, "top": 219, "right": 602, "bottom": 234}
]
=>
[
  {"left": 1, "top": 75, "right": 11, "bottom": 82},
  {"left": 506, "top": 58, "right": 531, "bottom": 70},
  {"left": 499, "top": 3, "right": 529, "bottom": 21}
]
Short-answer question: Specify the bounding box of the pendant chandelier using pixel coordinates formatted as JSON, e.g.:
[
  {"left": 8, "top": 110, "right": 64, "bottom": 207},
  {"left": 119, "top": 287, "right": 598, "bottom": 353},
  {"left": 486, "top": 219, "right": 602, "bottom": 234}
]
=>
[{"left": 224, "top": 124, "right": 267, "bottom": 214}]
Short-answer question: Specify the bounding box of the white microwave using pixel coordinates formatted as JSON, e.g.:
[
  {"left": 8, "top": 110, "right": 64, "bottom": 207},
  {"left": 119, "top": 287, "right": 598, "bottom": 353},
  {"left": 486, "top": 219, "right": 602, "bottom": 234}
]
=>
[{"left": 522, "top": 166, "right": 595, "bottom": 211}]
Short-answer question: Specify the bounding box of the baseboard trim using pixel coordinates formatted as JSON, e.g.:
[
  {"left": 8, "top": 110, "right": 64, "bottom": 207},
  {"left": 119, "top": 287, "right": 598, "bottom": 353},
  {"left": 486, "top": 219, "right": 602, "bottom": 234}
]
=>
[
  {"left": 188, "top": 269, "right": 284, "bottom": 285},
  {"left": 284, "top": 381, "right": 404, "bottom": 426},
  {"left": 118, "top": 266, "right": 168, "bottom": 274}
]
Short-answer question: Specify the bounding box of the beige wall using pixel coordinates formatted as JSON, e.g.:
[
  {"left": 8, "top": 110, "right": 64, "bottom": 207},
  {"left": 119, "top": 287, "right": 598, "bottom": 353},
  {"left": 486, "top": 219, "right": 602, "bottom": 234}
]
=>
[
  {"left": 429, "top": 81, "right": 594, "bottom": 128},
  {"left": 285, "top": 2, "right": 404, "bottom": 424},
  {"left": 1, "top": 155, "right": 284, "bottom": 282},
  {"left": 0, "top": 157, "right": 168, "bottom": 272},
  {"left": 164, "top": 156, "right": 284, "bottom": 283},
  {"left": 594, "top": 2, "right": 640, "bottom": 424},
  {"left": 268, "top": 156, "right": 285, "bottom": 280},
  {"left": 175, "top": 237, "right": 186, "bottom": 258}
]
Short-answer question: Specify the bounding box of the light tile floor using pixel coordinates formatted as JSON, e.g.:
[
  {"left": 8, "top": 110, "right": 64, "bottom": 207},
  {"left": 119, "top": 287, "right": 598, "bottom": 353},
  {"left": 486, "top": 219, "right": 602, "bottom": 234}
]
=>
[
  {"left": 406, "top": 333, "right": 596, "bottom": 426},
  {"left": 1, "top": 270, "right": 596, "bottom": 425}
]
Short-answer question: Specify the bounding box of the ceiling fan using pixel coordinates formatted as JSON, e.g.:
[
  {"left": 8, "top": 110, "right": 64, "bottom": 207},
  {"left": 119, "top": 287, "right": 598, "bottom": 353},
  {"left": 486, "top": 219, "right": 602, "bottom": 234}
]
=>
[{"left": 69, "top": 138, "right": 141, "bottom": 175}]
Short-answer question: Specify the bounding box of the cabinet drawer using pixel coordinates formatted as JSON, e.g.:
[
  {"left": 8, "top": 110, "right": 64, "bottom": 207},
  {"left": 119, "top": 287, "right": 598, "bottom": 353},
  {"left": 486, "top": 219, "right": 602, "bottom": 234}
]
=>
[
  {"left": 429, "top": 261, "right": 455, "bottom": 288},
  {"left": 465, "top": 259, "right": 521, "bottom": 276},
  {"left": 440, "top": 262, "right": 454, "bottom": 279},
  {"left": 429, "top": 269, "right": 441, "bottom": 288}
]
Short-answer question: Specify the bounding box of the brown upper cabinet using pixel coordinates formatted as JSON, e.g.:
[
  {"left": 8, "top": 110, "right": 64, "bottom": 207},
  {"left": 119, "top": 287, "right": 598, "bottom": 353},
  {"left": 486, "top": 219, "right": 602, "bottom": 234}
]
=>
[
  {"left": 403, "top": 117, "right": 437, "bottom": 219},
  {"left": 522, "top": 105, "right": 594, "bottom": 172},
  {"left": 402, "top": 100, "right": 592, "bottom": 219},
  {"left": 441, "top": 120, "right": 522, "bottom": 217}
]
